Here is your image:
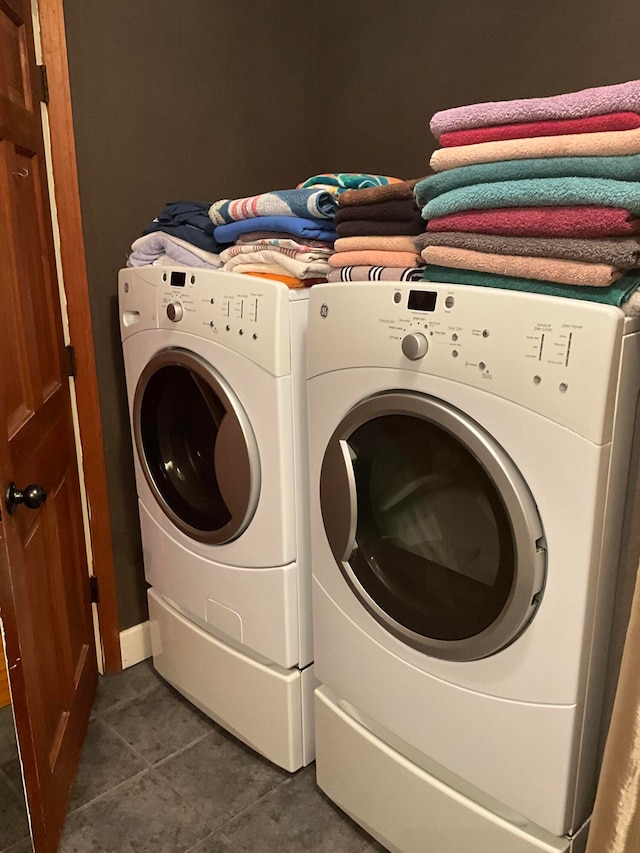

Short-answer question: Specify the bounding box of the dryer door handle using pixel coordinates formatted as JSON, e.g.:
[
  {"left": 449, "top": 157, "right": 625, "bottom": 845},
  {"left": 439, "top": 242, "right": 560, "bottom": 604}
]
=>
[{"left": 320, "top": 438, "right": 358, "bottom": 563}]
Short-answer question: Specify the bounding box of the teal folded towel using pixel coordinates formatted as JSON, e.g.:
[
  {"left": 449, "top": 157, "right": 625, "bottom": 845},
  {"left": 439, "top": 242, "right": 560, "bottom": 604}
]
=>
[
  {"left": 422, "top": 177, "right": 640, "bottom": 221},
  {"left": 414, "top": 155, "right": 640, "bottom": 206},
  {"left": 422, "top": 264, "right": 640, "bottom": 307}
]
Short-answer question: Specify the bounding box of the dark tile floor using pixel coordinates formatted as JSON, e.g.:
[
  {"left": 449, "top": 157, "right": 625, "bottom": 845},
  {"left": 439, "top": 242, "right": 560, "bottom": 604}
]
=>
[{"left": 0, "top": 660, "right": 385, "bottom": 853}]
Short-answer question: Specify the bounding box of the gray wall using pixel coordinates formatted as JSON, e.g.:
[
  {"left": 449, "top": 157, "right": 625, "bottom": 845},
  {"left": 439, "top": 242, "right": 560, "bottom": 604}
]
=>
[{"left": 62, "top": 0, "right": 640, "bottom": 630}]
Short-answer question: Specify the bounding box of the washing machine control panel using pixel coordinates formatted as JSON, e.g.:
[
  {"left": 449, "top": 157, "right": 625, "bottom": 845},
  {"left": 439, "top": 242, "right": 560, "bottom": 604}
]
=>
[
  {"left": 307, "top": 281, "right": 630, "bottom": 443},
  {"left": 118, "top": 267, "right": 309, "bottom": 377}
]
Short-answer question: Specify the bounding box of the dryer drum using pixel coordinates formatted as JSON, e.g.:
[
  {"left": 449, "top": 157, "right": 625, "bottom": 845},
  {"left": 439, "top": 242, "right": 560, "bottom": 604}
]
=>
[
  {"left": 133, "top": 347, "right": 261, "bottom": 545},
  {"left": 320, "top": 391, "right": 546, "bottom": 661}
]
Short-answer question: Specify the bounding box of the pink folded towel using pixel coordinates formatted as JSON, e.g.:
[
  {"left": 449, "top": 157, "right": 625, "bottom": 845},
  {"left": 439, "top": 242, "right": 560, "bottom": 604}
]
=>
[
  {"left": 334, "top": 236, "right": 418, "bottom": 252},
  {"left": 420, "top": 245, "right": 623, "bottom": 287},
  {"left": 426, "top": 206, "right": 640, "bottom": 237},
  {"left": 329, "top": 250, "right": 421, "bottom": 268},
  {"left": 440, "top": 112, "right": 640, "bottom": 147},
  {"left": 430, "top": 127, "right": 640, "bottom": 172},
  {"left": 430, "top": 79, "right": 640, "bottom": 140}
]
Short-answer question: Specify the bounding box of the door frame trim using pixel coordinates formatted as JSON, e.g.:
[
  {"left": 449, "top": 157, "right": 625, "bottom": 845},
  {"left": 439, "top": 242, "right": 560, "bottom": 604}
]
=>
[{"left": 36, "top": 0, "right": 121, "bottom": 670}]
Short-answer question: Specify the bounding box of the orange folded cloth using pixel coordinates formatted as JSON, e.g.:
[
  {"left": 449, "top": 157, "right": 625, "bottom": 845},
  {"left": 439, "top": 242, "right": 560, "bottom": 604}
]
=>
[
  {"left": 241, "top": 271, "right": 325, "bottom": 288},
  {"left": 420, "top": 245, "right": 623, "bottom": 287}
]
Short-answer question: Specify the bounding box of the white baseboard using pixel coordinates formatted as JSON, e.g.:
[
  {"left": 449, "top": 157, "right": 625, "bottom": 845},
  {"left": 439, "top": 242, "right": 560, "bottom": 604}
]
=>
[{"left": 120, "top": 620, "right": 152, "bottom": 669}]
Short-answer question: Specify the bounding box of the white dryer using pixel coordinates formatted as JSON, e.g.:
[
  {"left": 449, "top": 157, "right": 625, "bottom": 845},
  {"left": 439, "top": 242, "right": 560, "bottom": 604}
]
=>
[
  {"left": 119, "top": 266, "right": 314, "bottom": 771},
  {"left": 306, "top": 281, "right": 640, "bottom": 852}
]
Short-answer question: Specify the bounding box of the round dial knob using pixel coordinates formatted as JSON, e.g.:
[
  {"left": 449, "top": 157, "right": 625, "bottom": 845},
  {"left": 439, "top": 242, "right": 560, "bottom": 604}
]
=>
[
  {"left": 167, "top": 302, "right": 183, "bottom": 322},
  {"left": 401, "top": 332, "right": 428, "bottom": 360}
]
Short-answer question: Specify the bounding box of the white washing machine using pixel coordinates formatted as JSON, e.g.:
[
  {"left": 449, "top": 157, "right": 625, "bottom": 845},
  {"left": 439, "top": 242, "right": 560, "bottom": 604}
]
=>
[
  {"left": 306, "top": 280, "right": 640, "bottom": 852},
  {"left": 119, "top": 266, "right": 315, "bottom": 771}
]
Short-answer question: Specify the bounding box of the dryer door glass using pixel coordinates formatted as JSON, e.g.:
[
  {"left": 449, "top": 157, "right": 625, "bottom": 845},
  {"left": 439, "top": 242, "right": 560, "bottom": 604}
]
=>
[
  {"left": 134, "top": 348, "right": 260, "bottom": 544},
  {"left": 320, "top": 392, "right": 545, "bottom": 661}
]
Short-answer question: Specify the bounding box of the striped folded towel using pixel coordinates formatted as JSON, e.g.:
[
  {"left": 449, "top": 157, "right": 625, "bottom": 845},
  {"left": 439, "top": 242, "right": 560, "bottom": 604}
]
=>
[
  {"left": 328, "top": 266, "right": 424, "bottom": 282},
  {"left": 209, "top": 188, "right": 338, "bottom": 225}
]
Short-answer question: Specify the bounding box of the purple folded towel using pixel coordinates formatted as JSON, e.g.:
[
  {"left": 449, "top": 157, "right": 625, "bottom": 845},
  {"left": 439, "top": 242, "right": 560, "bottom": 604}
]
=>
[{"left": 430, "top": 80, "right": 640, "bottom": 140}]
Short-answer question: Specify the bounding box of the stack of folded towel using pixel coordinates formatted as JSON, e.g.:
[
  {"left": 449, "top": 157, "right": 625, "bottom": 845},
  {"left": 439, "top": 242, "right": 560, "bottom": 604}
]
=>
[
  {"left": 209, "top": 185, "right": 339, "bottom": 287},
  {"left": 328, "top": 178, "right": 427, "bottom": 281},
  {"left": 127, "top": 201, "right": 228, "bottom": 268},
  {"left": 208, "top": 174, "right": 405, "bottom": 287},
  {"left": 413, "top": 79, "right": 640, "bottom": 312}
]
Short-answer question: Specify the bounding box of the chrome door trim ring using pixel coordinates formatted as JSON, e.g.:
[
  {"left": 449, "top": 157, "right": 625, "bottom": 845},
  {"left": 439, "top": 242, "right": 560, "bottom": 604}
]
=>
[
  {"left": 320, "top": 390, "right": 546, "bottom": 661},
  {"left": 133, "top": 347, "right": 261, "bottom": 544}
]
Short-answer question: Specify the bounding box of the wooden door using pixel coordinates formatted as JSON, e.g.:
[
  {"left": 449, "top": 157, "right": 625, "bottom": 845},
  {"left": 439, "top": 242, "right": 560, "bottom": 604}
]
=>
[{"left": 0, "top": 1, "right": 98, "bottom": 851}]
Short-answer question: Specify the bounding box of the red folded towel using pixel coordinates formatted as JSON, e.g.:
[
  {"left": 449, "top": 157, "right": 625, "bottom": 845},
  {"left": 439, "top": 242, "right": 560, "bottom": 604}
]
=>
[
  {"left": 440, "top": 112, "right": 640, "bottom": 147},
  {"left": 426, "top": 206, "right": 640, "bottom": 238}
]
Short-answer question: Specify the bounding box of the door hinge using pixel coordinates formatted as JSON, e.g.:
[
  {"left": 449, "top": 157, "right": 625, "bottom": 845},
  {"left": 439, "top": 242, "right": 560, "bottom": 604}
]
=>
[
  {"left": 89, "top": 576, "right": 99, "bottom": 604},
  {"left": 66, "top": 344, "right": 77, "bottom": 378},
  {"left": 37, "top": 64, "right": 49, "bottom": 104}
]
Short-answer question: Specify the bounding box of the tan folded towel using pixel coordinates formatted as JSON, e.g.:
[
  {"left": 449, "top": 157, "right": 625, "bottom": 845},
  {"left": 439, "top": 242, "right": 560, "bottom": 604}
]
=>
[
  {"left": 329, "top": 250, "right": 422, "bottom": 268},
  {"left": 420, "top": 245, "right": 623, "bottom": 287},
  {"left": 334, "top": 236, "right": 419, "bottom": 253},
  {"left": 430, "top": 127, "right": 640, "bottom": 172}
]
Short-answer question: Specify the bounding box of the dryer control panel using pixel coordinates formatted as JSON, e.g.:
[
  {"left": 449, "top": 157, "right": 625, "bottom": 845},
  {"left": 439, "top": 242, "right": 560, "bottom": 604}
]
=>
[
  {"left": 307, "top": 281, "right": 636, "bottom": 444},
  {"left": 118, "top": 266, "right": 309, "bottom": 377}
]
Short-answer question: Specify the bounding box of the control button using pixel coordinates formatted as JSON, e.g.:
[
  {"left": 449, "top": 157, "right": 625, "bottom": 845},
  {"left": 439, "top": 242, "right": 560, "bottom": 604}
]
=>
[
  {"left": 239, "top": 329, "right": 244, "bottom": 335},
  {"left": 402, "top": 333, "right": 428, "bottom": 360},
  {"left": 166, "top": 302, "right": 183, "bottom": 322},
  {"left": 445, "top": 296, "right": 455, "bottom": 309},
  {"left": 226, "top": 325, "right": 231, "bottom": 331},
  {"left": 253, "top": 333, "right": 258, "bottom": 340},
  {"left": 452, "top": 333, "right": 458, "bottom": 341},
  {"left": 393, "top": 291, "right": 402, "bottom": 304},
  {"left": 479, "top": 361, "right": 486, "bottom": 371},
  {"left": 452, "top": 350, "right": 459, "bottom": 358},
  {"left": 559, "top": 382, "right": 568, "bottom": 393},
  {"left": 533, "top": 375, "right": 542, "bottom": 385},
  {"left": 482, "top": 329, "right": 490, "bottom": 338}
]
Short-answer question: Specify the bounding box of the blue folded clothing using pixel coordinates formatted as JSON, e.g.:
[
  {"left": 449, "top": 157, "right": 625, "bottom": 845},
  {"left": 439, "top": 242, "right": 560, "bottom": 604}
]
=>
[
  {"left": 213, "top": 215, "right": 337, "bottom": 244},
  {"left": 142, "top": 201, "right": 230, "bottom": 253},
  {"left": 422, "top": 177, "right": 640, "bottom": 221},
  {"left": 414, "top": 155, "right": 640, "bottom": 206}
]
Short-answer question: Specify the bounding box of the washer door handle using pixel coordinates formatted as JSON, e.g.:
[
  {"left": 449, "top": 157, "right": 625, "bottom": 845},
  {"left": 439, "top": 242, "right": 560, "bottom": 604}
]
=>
[{"left": 320, "top": 438, "right": 358, "bottom": 563}]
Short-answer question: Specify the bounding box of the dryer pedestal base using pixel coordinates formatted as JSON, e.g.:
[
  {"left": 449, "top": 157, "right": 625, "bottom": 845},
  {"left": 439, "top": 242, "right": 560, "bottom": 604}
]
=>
[
  {"left": 314, "top": 686, "right": 589, "bottom": 853},
  {"left": 147, "top": 588, "right": 316, "bottom": 771}
]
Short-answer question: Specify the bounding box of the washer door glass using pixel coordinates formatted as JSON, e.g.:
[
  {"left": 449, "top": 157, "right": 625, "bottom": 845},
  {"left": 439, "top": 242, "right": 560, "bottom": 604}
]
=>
[
  {"left": 134, "top": 348, "right": 260, "bottom": 544},
  {"left": 320, "top": 392, "right": 546, "bottom": 661}
]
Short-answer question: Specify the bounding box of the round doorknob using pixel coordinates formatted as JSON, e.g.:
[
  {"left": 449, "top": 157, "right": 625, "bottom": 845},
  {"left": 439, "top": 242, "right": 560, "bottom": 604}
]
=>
[{"left": 5, "top": 482, "right": 47, "bottom": 515}]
